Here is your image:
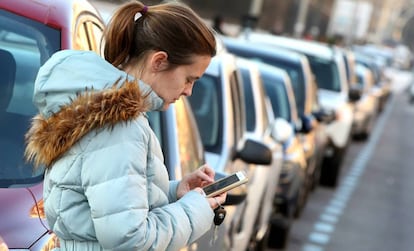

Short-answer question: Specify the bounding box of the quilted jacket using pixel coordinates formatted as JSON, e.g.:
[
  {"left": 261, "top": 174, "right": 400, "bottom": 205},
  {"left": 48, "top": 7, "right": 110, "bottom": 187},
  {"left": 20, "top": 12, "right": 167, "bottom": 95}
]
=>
[{"left": 25, "top": 50, "right": 214, "bottom": 251}]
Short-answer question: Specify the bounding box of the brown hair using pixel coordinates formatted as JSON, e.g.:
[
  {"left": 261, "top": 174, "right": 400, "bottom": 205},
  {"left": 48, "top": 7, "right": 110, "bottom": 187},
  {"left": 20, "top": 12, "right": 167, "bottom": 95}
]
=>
[{"left": 103, "top": 1, "right": 216, "bottom": 68}]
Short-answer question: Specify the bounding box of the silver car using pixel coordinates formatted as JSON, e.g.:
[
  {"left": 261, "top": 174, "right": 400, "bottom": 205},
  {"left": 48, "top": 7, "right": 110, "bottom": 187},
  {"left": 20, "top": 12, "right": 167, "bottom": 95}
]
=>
[
  {"left": 236, "top": 57, "right": 293, "bottom": 249},
  {"left": 255, "top": 61, "right": 308, "bottom": 249},
  {"left": 187, "top": 51, "right": 274, "bottom": 251}
]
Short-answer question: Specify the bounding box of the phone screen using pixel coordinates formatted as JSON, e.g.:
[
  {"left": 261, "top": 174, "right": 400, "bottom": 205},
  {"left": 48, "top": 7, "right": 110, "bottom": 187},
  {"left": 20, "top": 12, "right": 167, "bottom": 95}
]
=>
[{"left": 203, "top": 174, "right": 240, "bottom": 196}]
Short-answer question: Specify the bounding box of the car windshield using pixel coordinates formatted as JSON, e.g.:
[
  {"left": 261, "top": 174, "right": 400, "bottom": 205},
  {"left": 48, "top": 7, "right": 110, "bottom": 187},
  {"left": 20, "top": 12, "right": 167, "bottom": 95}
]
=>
[
  {"left": 261, "top": 73, "right": 291, "bottom": 122},
  {"left": 188, "top": 73, "right": 222, "bottom": 153},
  {"left": 224, "top": 44, "right": 306, "bottom": 117},
  {"left": 307, "top": 55, "right": 341, "bottom": 92},
  {"left": 0, "top": 10, "right": 60, "bottom": 187}
]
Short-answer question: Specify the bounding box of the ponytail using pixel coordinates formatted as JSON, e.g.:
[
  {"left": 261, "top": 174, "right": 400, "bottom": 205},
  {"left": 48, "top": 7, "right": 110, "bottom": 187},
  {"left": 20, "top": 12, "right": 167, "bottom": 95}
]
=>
[
  {"left": 103, "top": 2, "right": 147, "bottom": 67},
  {"left": 103, "top": 1, "right": 216, "bottom": 68}
]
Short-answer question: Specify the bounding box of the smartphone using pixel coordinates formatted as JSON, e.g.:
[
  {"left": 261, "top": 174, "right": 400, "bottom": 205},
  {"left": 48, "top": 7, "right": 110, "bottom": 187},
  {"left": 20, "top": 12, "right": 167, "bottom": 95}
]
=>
[{"left": 203, "top": 171, "right": 248, "bottom": 198}]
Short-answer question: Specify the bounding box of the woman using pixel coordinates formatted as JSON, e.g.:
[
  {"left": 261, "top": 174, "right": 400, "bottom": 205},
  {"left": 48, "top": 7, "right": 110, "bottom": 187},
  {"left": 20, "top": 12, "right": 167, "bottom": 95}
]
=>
[{"left": 25, "top": 1, "right": 226, "bottom": 250}]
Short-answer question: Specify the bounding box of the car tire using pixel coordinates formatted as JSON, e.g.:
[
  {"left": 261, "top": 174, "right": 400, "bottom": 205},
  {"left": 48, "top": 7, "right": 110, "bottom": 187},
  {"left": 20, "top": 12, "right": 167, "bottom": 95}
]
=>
[
  {"left": 319, "top": 146, "right": 346, "bottom": 188},
  {"left": 293, "top": 178, "right": 308, "bottom": 218},
  {"left": 248, "top": 223, "right": 270, "bottom": 251},
  {"left": 267, "top": 216, "right": 291, "bottom": 250}
]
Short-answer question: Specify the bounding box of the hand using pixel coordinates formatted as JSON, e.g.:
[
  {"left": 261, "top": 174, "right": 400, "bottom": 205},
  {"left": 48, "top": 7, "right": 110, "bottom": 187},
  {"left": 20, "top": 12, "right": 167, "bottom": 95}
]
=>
[
  {"left": 207, "top": 192, "right": 227, "bottom": 209},
  {"left": 177, "top": 164, "right": 215, "bottom": 199},
  {"left": 192, "top": 187, "right": 227, "bottom": 210}
]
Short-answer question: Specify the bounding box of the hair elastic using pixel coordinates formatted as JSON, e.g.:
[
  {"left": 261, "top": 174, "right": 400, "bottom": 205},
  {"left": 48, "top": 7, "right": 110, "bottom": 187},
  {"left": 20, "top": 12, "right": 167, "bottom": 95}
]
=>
[
  {"left": 134, "top": 6, "right": 148, "bottom": 21},
  {"left": 141, "top": 6, "right": 148, "bottom": 15}
]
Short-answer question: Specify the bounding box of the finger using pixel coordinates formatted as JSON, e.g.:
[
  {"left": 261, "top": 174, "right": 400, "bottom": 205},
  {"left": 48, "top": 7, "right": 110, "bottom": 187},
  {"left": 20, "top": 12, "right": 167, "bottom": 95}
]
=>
[
  {"left": 197, "top": 171, "right": 214, "bottom": 183},
  {"left": 197, "top": 166, "right": 214, "bottom": 182},
  {"left": 216, "top": 192, "right": 227, "bottom": 204},
  {"left": 199, "top": 164, "right": 215, "bottom": 178}
]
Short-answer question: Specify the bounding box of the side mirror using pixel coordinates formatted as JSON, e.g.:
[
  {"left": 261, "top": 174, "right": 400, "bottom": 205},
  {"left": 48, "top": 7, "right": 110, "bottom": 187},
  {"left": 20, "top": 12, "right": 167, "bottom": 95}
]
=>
[
  {"left": 235, "top": 138, "right": 272, "bottom": 165},
  {"left": 300, "top": 114, "right": 314, "bottom": 134},
  {"left": 348, "top": 85, "right": 362, "bottom": 102},
  {"left": 271, "top": 118, "right": 293, "bottom": 143},
  {"left": 312, "top": 108, "right": 336, "bottom": 124}
]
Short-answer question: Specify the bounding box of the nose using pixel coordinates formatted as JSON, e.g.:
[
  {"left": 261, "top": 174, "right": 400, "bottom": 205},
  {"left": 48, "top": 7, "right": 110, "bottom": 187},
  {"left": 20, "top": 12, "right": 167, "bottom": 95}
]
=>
[{"left": 183, "top": 85, "right": 193, "bottom": 97}]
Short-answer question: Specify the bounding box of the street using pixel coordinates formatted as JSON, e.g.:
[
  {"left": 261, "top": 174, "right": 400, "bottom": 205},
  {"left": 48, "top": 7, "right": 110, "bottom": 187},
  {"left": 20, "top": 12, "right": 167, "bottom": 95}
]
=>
[{"left": 286, "top": 69, "right": 414, "bottom": 251}]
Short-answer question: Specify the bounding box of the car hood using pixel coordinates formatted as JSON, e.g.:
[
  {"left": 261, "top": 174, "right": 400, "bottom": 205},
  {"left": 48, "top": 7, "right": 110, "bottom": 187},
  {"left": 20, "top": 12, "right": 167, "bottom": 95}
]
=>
[{"left": 0, "top": 182, "right": 48, "bottom": 248}]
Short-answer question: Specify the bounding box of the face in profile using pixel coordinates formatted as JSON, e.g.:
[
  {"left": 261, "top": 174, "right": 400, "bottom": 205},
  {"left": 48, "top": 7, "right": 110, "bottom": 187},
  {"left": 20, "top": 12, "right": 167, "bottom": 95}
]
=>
[{"left": 149, "top": 54, "right": 212, "bottom": 110}]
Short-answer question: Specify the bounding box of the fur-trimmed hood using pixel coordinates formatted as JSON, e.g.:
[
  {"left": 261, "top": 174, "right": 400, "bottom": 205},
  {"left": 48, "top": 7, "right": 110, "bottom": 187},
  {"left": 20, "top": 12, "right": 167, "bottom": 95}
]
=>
[{"left": 25, "top": 50, "right": 164, "bottom": 168}]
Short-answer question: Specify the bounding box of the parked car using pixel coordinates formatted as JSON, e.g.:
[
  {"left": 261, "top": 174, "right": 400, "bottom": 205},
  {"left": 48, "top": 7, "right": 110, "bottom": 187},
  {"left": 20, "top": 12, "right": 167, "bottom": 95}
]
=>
[
  {"left": 187, "top": 51, "right": 274, "bottom": 251},
  {"left": 341, "top": 49, "right": 380, "bottom": 140},
  {"left": 353, "top": 50, "right": 391, "bottom": 113},
  {"left": 147, "top": 98, "right": 248, "bottom": 251},
  {"left": 0, "top": 0, "right": 105, "bottom": 249},
  {"left": 147, "top": 99, "right": 206, "bottom": 181},
  {"left": 222, "top": 36, "right": 333, "bottom": 192},
  {"left": 236, "top": 57, "right": 293, "bottom": 250},
  {"left": 354, "top": 63, "right": 380, "bottom": 136},
  {"left": 253, "top": 61, "right": 308, "bottom": 249},
  {"left": 241, "top": 32, "right": 358, "bottom": 187}
]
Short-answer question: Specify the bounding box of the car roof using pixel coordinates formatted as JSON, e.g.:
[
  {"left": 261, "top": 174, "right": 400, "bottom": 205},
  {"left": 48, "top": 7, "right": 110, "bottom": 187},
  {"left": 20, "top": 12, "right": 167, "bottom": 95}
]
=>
[
  {"left": 242, "top": 32, "right": 337, "bottom": 60},
  {"left": 0, "top": 0, "right": 103, "bottom": 50},
  {"left": 255, "top": 60, "right": 288, "bottom": 81},
  {"left": 205, "top": 51, "right": 236, "bottom": 77},
  {"left": 1, "top": 0, "right": 100, "bottom": 28},
  {"left": 222, "top": 36, "right": 304, "bottom": 64}
]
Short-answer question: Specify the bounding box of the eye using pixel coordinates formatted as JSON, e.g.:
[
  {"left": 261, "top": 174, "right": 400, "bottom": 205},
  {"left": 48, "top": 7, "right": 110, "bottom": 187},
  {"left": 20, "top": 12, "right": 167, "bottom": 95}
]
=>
[{"left": 186, "top": 78, "right": 194, "bottom": 85}]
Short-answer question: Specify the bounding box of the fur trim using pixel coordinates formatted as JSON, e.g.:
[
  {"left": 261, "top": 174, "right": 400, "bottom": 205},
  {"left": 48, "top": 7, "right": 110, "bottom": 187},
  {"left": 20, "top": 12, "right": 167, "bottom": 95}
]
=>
[{"left": 25, "top": 80, "right": 149, "bottom": 168}]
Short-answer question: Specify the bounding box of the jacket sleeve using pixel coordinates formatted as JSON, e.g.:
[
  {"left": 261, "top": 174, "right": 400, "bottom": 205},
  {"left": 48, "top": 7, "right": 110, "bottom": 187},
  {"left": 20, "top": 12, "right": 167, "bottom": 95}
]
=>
[
  {"left": 168, "top": 180, "right": 180, "bottom": 202},
  {"left": 81, "top": 121, "right": 214, "bottom": 250}
]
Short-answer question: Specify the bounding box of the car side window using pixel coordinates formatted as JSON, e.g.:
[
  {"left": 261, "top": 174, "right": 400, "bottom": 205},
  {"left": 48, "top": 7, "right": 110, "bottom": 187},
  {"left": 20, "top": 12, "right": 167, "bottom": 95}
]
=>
[
  {"left": 262, "top": 74, "right": 291, "bottom": 122},
  {"left": 189, "top": 74, "right": 221, "bottom": 152}
]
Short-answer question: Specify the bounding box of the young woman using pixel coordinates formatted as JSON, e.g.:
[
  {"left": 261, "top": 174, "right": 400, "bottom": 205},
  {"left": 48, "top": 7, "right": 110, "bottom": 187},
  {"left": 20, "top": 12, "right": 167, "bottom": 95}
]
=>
[{"left": 25, "top": 1, "right": 226, "bottom": 250}]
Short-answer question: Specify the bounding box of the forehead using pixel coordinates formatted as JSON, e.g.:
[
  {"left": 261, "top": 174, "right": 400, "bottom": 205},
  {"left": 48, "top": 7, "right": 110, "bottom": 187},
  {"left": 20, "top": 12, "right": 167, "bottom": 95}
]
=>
[{"left": 182, "top": 55, "right": 211, "bottom": 74}]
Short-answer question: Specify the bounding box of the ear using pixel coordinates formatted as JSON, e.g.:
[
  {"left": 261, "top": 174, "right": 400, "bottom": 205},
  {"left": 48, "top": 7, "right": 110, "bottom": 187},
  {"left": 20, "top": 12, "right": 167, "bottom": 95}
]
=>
[{"left": 149, "top": 51, "right": 169, "bottom": 72}]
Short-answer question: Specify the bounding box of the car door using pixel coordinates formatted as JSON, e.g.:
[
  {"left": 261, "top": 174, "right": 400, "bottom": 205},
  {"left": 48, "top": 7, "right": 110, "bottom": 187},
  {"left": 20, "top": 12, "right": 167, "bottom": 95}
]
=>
[{"left": 147, "top": 98, "right": 205, "bottom": 180}]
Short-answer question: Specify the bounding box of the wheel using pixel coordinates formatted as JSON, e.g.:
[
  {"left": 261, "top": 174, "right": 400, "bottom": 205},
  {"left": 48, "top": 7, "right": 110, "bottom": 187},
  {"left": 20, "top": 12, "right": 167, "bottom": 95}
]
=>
[
  {"left": 267, "top": 216, "right": 291, "bottom": 250},
  {"left": 319, "top": 146, "right": 346, "bottom": 188},
  {"left": 293, "top": 178, "right": 309, "bottom": 218},
  {"left": 247, "top": 223, "right": 270, "bottom": 251}
]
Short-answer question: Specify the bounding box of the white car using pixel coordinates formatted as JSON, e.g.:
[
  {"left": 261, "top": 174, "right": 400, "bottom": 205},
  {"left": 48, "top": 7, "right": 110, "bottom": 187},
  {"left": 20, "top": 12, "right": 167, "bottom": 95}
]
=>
[
  {"left": 236, "top": 58, "right": 293, "bottom": 249},
  {"left": 187, "top": 51, "right": 275, "bottom": 251}
]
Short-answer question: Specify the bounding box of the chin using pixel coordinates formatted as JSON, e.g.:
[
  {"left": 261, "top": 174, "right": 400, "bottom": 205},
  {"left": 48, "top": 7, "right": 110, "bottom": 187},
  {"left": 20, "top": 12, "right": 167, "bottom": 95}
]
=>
[{"left": 162, "top": 103, "right": 171, "bottom": 110}]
